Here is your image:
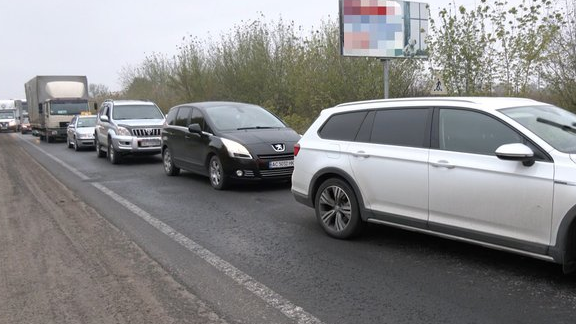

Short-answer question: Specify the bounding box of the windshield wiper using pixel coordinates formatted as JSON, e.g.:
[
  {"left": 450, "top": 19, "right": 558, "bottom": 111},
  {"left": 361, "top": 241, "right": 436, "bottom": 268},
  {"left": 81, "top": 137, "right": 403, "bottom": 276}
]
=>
[
  {"left": 236, "top": 126, "right": 278, "bottom": 130},
  {"left": 536, "top": 118, "right": 576, "bottom": 134}
]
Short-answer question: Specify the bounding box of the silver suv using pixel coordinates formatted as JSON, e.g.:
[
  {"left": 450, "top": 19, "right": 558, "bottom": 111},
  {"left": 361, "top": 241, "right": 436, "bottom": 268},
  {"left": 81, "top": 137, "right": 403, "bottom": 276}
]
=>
[
  {"left": 95, "top": 99, "right": 165, "bottom": 164},
  {"left": 292, "top": 97, "right": 576, "bottom": 273}
]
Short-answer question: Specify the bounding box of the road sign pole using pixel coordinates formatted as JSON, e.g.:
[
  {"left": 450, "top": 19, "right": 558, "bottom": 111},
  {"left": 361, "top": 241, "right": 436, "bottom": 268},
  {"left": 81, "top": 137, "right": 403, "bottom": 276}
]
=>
[{"left": 382, "top": 59, "right": 390, "bottom": 99}]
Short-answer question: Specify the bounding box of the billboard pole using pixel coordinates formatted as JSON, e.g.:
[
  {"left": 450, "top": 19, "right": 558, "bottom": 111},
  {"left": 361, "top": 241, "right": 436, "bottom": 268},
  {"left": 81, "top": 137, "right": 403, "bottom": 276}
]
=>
[{"left": 382, "top": 59, "right": 390, "bottom": 99}]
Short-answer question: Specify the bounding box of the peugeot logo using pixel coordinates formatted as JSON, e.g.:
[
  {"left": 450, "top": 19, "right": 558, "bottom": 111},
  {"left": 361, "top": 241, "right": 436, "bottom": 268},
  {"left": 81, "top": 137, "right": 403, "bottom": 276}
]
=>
[
  {"left": 145, "top": 128, "right": 153, "bottom": 135},
  {"left": 272, "top": 143, "right": 285, "bottom": 152}
]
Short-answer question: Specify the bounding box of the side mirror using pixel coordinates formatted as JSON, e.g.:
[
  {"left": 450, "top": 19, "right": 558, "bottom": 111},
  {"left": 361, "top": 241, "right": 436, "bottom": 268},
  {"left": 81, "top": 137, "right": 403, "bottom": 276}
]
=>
[
  {"left": 38, "top": 103, "right": 43, "bottom": 114},
  {"left": 495, "top": 143, "right": 535, "bottom": 167},
  {"left": 188, "top": 123, "right": 202, "bottom": 134},
  {"left": 100, "top": 115, "right": 109, "bottom": 122}
]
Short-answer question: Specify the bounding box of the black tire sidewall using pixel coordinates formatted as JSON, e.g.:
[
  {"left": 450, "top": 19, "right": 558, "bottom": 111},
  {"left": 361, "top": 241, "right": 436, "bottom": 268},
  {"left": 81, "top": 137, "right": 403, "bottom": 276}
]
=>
[{"left": 315, "top": 178, "right": 362, "bottom": 239}]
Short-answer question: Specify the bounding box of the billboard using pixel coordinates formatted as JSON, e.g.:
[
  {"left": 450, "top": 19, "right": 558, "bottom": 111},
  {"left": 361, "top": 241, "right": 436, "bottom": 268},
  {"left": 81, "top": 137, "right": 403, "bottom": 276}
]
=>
[{"left": 340, "top": 0, "right": 429, "bottom": 58}]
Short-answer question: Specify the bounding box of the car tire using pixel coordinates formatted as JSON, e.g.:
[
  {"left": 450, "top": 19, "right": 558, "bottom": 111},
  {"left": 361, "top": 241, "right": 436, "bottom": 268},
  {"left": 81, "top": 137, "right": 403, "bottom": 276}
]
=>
[
  {"left": 209, "top": 155, "right": 228, "bottom": 190},
  {"left": 96, "top": 138, "right": 106, "bottom": 158},
  {"left": 74, "top": 139, "right": 80, "bottom": 151},
  {"left": 108, "top": 140, "right": 122, "bottom": 164},
  {"left": 163, "top": 147, "right": 180, "bottom": 176},
  {"left": 315, "top": 178, "right": 363, "bottom": 239}
]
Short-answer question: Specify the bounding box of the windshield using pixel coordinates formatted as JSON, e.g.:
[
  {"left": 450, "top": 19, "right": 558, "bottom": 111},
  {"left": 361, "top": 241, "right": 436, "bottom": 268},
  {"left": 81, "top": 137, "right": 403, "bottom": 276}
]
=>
[
  {"left": 0, "top": 111, "right": 15, "bottom": 119},
  {"left": 77, "top": 117, "right": 97, "bottom": 127},
  {"left": 501, "top": 105, "right": 576, "bottom": 154},
  {"left": 113, "top": 104, "right": 164, "bottom": 120},
  {"left": 205, "top": 104, "right": 286, "bottom": 131},
  {"left": 50, "top": 100, "right": 90, "bottom": 116}
]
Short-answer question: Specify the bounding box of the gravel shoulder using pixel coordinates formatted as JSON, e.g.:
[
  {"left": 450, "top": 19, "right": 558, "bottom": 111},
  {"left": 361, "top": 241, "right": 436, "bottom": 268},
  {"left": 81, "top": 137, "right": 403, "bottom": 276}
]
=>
[{"left": 0, "top": 134, "right": 227, "bottom": 324}]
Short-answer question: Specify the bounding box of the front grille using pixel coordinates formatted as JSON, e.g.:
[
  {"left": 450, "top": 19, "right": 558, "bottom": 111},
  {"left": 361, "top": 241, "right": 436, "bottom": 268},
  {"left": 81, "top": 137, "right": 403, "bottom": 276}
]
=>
[
  {"left": 257, "top": 153, "right": 294, "bottom": 161},
  {"left": 260, "top": 168, "right": 293, "bottom": 178},
  {"left": 132, "top": 128, "right": 161, "bottom": 137}
]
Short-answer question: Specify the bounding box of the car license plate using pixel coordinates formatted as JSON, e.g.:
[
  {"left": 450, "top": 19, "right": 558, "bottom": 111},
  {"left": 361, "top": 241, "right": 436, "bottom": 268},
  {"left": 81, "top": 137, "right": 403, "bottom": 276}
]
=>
[
  {"left": 140, "top": 138, "right": 160, "bottom": 147},
  {"left": 269, "top": 160, "right": 294, "bottom": 168}
]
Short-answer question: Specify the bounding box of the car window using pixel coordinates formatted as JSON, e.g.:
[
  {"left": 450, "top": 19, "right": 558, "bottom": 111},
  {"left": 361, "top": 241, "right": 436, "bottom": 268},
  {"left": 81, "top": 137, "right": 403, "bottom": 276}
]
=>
[
  {"left": 370, "top": 108, "right": 430, "bottom": 148},
  {"left": 77, "top": 117, "right": 96, "bottom": 127},
  {"left": 98, "top": 104, "right": 108, "bottom": 119},
  {"left": 318, "top": 111, "right": 368, "bottom": 141},
  {"left": 501, "top": 105, "right": 576, "bottom": 154},
  {"left": 175, "top": 107, "right": 192, "bottom": 127},
  {"left": 112, "top": 104, "right": 164, "bottom": 120},
  {"left": 165, "top": 107, "right": 178, "bottom": 126},
  {"left": 190, "top": 108, "right": 209, "bottom": 131},
  {"left": 439, "top": 109, "right": 523, "bottom": 155}
]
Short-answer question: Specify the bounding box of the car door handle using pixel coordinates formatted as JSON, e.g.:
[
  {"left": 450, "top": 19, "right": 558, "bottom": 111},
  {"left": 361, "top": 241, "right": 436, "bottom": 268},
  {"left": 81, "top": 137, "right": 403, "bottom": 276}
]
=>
[
  {"left": 430, "top": 160, "right": 455, "bottom": 169},
  {"left": 353, "top": 151, "right": 370, "bottom": 158}
]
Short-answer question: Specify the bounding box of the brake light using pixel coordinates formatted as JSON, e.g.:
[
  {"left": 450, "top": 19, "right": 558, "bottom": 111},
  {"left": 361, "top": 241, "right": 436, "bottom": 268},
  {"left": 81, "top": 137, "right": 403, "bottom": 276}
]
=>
[{"left": 294, "top": 143, "right": 300, "bottom": 156}]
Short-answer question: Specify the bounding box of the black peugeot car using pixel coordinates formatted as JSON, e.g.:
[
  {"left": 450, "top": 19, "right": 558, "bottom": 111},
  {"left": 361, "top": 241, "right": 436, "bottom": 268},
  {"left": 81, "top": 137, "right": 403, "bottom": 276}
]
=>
[{"left": 161, "top": 102, "right": 301, "bottom": 189}]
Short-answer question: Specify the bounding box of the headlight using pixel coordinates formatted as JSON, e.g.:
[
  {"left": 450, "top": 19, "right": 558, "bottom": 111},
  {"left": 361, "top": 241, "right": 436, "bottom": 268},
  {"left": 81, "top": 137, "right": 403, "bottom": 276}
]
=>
[
  {"left": 221, "top": 138, "right": 252, "bottom": 159},
  {"left": 116, "top": 127, "right": 131, "bottom": 136},
  {"left": 77, "top": 133, "right": 93, "bottom": 139}
]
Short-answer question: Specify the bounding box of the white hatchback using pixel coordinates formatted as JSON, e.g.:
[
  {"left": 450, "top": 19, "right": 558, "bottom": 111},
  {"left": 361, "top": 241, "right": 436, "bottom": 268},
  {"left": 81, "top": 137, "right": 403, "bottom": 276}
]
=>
[{"left": 292, "top": 97, "right": 576, "bottom": 273}]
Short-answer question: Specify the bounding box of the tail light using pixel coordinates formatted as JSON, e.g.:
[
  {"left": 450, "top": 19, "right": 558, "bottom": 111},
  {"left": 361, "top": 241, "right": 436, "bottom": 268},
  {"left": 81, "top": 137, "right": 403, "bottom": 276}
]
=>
[{"left": 294, "top": 143, "right": 301, "bottom": 156}]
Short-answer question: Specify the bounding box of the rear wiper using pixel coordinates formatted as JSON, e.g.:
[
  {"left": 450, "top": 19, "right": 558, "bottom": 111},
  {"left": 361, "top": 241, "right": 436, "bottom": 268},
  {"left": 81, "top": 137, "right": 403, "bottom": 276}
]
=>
[
  {"left": 536, "top": 118, "right": 576, "bottom": 134},
  {"left": 236, "top": 126, "right": 277, "bottom": 130}
]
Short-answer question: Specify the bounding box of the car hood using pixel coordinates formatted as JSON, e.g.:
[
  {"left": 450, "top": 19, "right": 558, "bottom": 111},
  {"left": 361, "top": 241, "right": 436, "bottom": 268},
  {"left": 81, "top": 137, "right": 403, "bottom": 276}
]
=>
[
  {"left": 117, "top": 119, "right": 165, "bottom": 127},
  {"left": 221, "top": 128, "right": 301, "bottom": 145},
  {"left": 571, "top": 154, "right": 576, "bottom": 164},
  {"left": 75, "top": 127, "right": 95, "bottom": 135}
]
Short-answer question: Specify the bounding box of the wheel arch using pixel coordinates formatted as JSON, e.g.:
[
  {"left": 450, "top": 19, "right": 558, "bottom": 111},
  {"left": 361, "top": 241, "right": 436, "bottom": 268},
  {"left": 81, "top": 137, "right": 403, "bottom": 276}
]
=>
[
  {"left": 552, "top": 204, "right": 576, "bottom": 273},
  {"left": 309, "top": 167, "right": 368, "bottom": 220}
]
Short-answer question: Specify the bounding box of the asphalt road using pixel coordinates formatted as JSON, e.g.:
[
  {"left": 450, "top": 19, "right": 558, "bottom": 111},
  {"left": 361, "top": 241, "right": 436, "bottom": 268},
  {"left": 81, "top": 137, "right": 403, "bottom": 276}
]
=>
[{"left": 10, "top": 132, "right": 576, "bottom": 323}]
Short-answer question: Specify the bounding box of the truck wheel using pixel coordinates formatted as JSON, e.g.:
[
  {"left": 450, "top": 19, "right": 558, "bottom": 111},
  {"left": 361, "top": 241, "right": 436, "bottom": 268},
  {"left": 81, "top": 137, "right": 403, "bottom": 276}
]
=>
[
  {"left": 108, "top": 141, "right": 122, "bottom": 164},
  {"left": 96, "top": 138, "right": 106, "bottom": 158}
]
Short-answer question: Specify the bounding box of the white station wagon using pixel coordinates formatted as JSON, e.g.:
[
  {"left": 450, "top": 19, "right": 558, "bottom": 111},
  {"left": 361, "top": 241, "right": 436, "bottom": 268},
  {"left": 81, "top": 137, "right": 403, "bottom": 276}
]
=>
[{"left": 292, "top": 97, "right": 576, "bottom": 273}]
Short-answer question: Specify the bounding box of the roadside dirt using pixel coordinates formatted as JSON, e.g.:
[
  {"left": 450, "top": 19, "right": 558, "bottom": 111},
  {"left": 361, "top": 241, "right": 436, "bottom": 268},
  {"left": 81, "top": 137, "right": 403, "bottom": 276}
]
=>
[{"left": 0, "top": 134, "right": 227, "bottom": 324}]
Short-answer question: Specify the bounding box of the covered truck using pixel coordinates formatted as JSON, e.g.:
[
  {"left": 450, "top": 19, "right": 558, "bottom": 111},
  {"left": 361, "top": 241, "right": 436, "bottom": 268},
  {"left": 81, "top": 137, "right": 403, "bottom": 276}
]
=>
[
  {"left": 25, "top": 75, "right": 92, "bottom": 142},
  {"left": 0, "top": 100, "right": 18, "bottom": 132}
]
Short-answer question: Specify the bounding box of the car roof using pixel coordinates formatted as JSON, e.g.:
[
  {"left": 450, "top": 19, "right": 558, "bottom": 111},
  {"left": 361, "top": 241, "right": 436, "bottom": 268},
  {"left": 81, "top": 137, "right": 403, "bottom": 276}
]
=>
[
  {"left": 175, "top": 101, "right": 260, "bottom": 110},
  {"left": 328, "top": 97, "right": 547, "bottom": 115},
  {"left": 108, "top": 100, "right": 157, "bottom": 106}
]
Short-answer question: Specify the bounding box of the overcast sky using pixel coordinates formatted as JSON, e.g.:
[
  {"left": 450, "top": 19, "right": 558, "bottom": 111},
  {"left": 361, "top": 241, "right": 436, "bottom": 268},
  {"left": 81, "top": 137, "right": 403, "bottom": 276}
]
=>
[{"left": 1, "top": 0, "right": 477, "bottom": 99}]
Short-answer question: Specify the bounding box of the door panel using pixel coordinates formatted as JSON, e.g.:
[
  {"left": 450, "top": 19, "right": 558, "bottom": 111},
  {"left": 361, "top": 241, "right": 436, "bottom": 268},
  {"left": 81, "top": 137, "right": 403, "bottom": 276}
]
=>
[
  {"left": 348, "top": 143, "right": 429, "bottom": 222},
  {"left": 429, "top": 109, "right": 554, "bottom": 245}
]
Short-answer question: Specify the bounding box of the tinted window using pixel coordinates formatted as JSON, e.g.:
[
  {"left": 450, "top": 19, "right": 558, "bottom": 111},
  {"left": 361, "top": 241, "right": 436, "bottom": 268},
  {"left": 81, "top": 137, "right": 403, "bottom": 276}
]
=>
[
  {"left": 439, "top": 109, "right": 523, "bottom": 155},
  {"left": 175, "top": 107, "right": 192, "bottom": 127},
  {"left": 165, "top": 107, "right": 178, "bottom": 126},
  {"left": 371, "top": 109, "right": 429, "bottom": 148},
  {"left": 319, "top": 111, "right": 367, "bottom": 141},
  {"left": 190, "top": 108, "right": 206, "bottom": 130}
]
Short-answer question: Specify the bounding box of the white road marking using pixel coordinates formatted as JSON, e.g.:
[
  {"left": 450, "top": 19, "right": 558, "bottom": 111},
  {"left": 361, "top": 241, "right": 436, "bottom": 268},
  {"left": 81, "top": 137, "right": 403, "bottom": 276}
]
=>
[{"left": 23, "top": 137, "right": 325, "bottom": 324}]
